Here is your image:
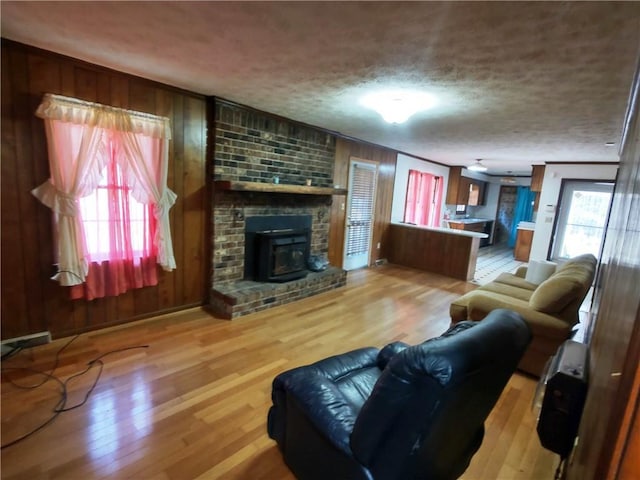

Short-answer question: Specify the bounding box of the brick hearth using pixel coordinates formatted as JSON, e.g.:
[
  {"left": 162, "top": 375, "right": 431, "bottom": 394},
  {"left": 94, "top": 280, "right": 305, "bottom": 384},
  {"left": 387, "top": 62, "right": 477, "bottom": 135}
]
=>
[{"left": 210, "top": 267, "right": 346, "bottom": 319}]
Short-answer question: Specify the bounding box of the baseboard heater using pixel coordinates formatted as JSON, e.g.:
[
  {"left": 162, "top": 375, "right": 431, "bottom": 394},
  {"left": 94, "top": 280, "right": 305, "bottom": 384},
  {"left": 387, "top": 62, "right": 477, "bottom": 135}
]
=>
[{"left": 1, "top": 331, "right": 52, "bottom": 351}]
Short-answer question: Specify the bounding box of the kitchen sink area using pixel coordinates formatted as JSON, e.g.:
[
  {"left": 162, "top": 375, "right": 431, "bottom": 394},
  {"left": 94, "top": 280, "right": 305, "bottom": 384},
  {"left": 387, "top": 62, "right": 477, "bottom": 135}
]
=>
[{"left": 447, "top": 218, "right": 495, "bottom": 247}]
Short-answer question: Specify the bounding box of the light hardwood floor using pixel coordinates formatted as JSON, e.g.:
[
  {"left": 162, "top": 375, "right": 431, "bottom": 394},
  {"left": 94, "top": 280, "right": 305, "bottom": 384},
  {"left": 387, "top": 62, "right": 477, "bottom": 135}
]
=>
[{"left": 1, "top": 265, "right": 557, "bottom": 479}]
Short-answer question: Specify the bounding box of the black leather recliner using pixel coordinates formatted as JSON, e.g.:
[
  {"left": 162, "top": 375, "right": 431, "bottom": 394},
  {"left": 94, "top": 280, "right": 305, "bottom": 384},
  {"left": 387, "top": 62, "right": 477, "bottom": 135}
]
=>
[{"left": 267, "top": 309, "right": 532, "bottom": 480}]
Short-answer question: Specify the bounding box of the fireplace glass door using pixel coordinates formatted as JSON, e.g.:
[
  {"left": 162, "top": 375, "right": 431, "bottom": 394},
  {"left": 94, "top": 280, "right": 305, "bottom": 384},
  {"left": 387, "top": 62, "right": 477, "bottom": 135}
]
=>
[{"left": 256, "top": 230, "right": 309, "bottom": 282}]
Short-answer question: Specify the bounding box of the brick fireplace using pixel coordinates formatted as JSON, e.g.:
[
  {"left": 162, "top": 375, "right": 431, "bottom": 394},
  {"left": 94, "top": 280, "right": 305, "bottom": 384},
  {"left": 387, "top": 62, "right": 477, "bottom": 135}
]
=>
[{"left": 209, "top": 100, "right": 347, "bottom": 318}]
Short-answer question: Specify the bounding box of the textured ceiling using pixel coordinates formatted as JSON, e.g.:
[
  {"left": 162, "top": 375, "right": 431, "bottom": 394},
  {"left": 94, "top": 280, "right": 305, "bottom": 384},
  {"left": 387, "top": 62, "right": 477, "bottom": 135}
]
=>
[{"left": 2, "top": 1, "right": 640, "bottom": 175}]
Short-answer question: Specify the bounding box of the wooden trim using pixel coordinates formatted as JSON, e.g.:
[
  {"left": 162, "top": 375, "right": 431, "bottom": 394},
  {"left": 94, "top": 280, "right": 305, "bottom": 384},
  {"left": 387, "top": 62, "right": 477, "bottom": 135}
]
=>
[{"left": 213, "top": 180, "right": 347, "bottom": 196}]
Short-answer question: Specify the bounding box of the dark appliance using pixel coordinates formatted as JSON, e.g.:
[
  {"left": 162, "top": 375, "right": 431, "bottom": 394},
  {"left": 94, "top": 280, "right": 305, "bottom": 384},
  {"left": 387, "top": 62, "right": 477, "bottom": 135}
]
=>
[
  {"left": 480, "top": 220, "right": 493, "bottom": 247},
  {"left": 256, "top": 229, "right": 309, "bottom": 282},
  {"left": 534, "top": 340, "right": 588, "bottom": 458}
]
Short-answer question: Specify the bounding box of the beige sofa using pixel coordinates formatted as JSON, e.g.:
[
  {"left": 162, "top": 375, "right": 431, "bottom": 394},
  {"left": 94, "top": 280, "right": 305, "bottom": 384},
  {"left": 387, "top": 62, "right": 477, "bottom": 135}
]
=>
[{"left": 450, "top": 254, "right": 597, "bottom": 376}]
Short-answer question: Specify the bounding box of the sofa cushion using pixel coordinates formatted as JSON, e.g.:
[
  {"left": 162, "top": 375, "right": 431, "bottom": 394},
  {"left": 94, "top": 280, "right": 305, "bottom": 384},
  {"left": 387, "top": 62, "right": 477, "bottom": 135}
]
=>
[
  {"left": 493, "top": 272, "right": 538, "bottom": 291},
  {"left": 479, "top": 281, "right": 535, "bottom": 302},
  {"left": 529, "top": 273, "right": 582, "bottom": 313}
]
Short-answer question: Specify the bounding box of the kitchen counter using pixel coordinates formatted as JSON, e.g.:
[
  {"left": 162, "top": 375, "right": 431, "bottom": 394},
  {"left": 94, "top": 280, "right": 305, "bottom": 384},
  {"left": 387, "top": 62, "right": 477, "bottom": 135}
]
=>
[
  {"left": 517, "top": 221, "right": 536, "bottom": 230},
  {"left": 447, "top": 218, "right": 494, "bottom": 247},
  {"left": 447, "top": 217, "right": 493, "bottom": 225},
  {"left": 387, "top": 223, "right": 484, "bottom": 281},
  {"left": 397, "top": 222, "right": 488, "bottom": 239}
]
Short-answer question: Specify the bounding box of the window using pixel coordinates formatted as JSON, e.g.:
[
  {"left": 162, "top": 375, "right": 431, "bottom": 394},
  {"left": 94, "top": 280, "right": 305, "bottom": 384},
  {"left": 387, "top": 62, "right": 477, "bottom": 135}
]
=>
[
  {"left": 404, "top": 170, "right": 442, "bottom": 227},
  {"left": 32, "top": 94, "right": 176, "bottom": 300},
  {"left": 79, "top": 151, "right": 155, "bottom": 264},
  {"left": 551, "top": 180, "right": 614, "bottom": 260}
]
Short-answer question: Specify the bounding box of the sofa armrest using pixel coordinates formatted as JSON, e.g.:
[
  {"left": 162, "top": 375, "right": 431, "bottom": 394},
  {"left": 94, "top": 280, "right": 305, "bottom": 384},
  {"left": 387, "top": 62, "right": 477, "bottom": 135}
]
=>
[
  {"left": 269, "top": 348, "right": 379, "bottom": 454},
  {"left": 515, "top": 265, "right": 528, "bottom": 278},
  {"left": 377, "top": 342, "right": 409, "bottom": 369},
  {"left": 466, "top": 292, "right": 573, "bottom": 340},
  {"left": 274, "top": 369, "right": 362, "bottom": 454}
]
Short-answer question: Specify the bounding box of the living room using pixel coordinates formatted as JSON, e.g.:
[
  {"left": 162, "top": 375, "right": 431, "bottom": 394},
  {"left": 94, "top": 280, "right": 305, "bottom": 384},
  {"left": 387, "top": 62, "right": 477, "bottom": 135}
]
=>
[{"left": 2, "top": 3, "right": 639, "bottom": 479}]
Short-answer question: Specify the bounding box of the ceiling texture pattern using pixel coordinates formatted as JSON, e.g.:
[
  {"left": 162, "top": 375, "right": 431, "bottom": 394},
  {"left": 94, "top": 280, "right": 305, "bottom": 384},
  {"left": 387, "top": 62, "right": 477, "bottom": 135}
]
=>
[{"left": 2, "top": 1, "right": 640, "bottom": 174}]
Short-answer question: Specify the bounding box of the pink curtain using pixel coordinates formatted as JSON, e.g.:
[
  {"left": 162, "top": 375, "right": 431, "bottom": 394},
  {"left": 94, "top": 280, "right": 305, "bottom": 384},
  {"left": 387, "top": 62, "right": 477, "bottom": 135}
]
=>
[
  {"left": 70, "top": 258, "right": 158, "bottom": 300},
  {"left": 404, "top": 170, "right": 443, "bottom": 227},
  {"left": 404, "top": 170, "right": 419, "bottom": 223},
  {"left": 32, "top": 94, "right": 175, "bottom": 300},
  {"left": 70, "top": 154, "right": 159, "bottom": 300}
]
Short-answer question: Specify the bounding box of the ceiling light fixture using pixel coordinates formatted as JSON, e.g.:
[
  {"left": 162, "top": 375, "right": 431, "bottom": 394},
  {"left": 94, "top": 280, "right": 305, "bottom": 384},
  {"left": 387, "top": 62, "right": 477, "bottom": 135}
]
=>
[
  {"left": 360, "top": 90, "right": 437, "bottom": 124},
  {"left": 467, "top": 159, "right": 488, "bottom": 172}
]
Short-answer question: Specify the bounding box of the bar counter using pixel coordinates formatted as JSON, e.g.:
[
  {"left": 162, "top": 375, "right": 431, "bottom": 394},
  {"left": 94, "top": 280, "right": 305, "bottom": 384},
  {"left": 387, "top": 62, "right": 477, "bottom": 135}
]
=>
[{"left": 386, "top": 223, "right": 487, "bottom": 281}]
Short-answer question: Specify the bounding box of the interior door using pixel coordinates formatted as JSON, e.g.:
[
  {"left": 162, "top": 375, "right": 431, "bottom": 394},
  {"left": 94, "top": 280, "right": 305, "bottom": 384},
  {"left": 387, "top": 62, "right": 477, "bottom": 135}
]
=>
[{"left": 343, "top": 159, "right": 378, "bottom": 271}]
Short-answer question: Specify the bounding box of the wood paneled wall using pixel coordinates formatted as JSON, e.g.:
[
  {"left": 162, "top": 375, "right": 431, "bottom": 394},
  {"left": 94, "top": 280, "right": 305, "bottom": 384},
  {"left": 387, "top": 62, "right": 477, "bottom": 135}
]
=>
[
  {"left": 1, "top": 40, "right": 208, "bottom": 340},
  {"left": 329, "top": 138, "right": 397, "bottom": 267},
  {"left": 566, "top": 63, "right": 640, "bottom": 480}
]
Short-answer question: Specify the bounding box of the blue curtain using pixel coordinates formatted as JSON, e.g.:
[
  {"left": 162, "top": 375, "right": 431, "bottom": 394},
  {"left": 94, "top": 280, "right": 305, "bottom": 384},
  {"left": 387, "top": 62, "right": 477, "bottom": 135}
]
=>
[{"left": 508, "top": 186, "right": 536, "bottom": 248}]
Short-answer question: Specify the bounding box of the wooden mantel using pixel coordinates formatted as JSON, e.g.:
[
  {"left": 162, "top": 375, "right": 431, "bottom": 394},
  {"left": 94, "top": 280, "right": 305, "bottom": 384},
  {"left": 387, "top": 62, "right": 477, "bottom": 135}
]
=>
[{"left": 214, "top": 180, "right": 347, "bottom": 196}]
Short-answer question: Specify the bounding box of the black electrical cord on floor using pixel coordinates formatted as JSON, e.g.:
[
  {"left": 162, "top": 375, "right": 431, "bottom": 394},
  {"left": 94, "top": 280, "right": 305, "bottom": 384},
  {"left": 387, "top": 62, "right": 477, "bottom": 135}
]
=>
[
  {"left": 1, "top": 342, "right": 149, "bottom": 449},
  {"left": 0, "top": 366, "right": 67, "bottom": 450},
  {"left": 3, "top": 334, "right": 79, "bottom": 390},
  {"left": 55, "top": 345, "right": 149, "bottom": 413}
]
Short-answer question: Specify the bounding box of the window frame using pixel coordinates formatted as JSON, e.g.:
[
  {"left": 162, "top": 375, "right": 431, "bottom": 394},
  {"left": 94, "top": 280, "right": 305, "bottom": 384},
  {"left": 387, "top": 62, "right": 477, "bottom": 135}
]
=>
[{"left": 549, "top": 179, "right": 615, "bottom": 261}]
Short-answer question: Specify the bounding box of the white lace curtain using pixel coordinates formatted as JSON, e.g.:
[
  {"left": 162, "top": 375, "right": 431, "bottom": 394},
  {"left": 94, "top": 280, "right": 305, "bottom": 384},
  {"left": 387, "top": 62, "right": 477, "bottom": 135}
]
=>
[{"left": 32, "top": 93, "right": 176, "bottom": 286}]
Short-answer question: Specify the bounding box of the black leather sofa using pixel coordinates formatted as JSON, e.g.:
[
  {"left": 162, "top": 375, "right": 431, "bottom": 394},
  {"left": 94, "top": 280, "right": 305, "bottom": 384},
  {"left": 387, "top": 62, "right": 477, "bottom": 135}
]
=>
[{"left": 267, "top": 309, "right": 531, "bottom": 480}]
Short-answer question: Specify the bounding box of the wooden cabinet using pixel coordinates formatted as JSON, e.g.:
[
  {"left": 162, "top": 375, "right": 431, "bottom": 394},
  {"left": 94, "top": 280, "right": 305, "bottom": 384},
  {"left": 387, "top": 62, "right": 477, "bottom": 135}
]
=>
[
  {"left": 462, "top": 221, "right": 486, "bottom": 233},
  {"left": 447, "top": 220, "right": 492, "bottom": 247},
  {"left": 530, "top": 165, "right": 545, "bottom": 192},
  {"left": 446, "top": 167, "right": 464, "bottom": 204},
  {"left": 514, "top": 228, "right": 534, "bottom": 261},
  {"left": 449, "top": 220, "right": 486, "bottom": 233},
  {"left": 468, "top": 181, "right": 484, "bottom": 206},
  {"left": 446, "top": 167, "right": 486, "bottom": 205}
]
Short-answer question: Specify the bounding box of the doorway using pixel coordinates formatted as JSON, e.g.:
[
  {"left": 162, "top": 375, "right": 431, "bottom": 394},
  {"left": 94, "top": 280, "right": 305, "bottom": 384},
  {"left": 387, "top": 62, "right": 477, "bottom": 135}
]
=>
[
  {"left": 343, "top": 159, "right": 378, "bottom": 271},
  {"left": 495, "top": 186, "right": 518, "bottom": 245}
]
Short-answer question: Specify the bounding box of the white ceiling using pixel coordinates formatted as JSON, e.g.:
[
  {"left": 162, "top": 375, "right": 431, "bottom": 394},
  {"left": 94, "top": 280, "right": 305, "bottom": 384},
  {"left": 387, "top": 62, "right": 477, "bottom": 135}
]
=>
[{"left": 2, "top": 1, "right": 639, "bottom": 175}]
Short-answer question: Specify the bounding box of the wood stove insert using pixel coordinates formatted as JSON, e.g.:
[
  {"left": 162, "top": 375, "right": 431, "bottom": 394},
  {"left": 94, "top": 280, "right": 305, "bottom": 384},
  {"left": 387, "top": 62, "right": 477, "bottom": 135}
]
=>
[
  {"left": 244, "top": 215, "right": 312, "bottom": 282},
  {"left": 256, "top": 229, "right": 310, "bottom": 282}
]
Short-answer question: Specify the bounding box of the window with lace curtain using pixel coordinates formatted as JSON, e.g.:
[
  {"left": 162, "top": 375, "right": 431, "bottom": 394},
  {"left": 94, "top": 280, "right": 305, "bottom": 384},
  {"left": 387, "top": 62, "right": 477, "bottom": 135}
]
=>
[
  {"left": 32, "top": 94, "right": 176, "bottom": 300},
  {"left": 79, "top": 161, "right": 154, "bottom": 264}
]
